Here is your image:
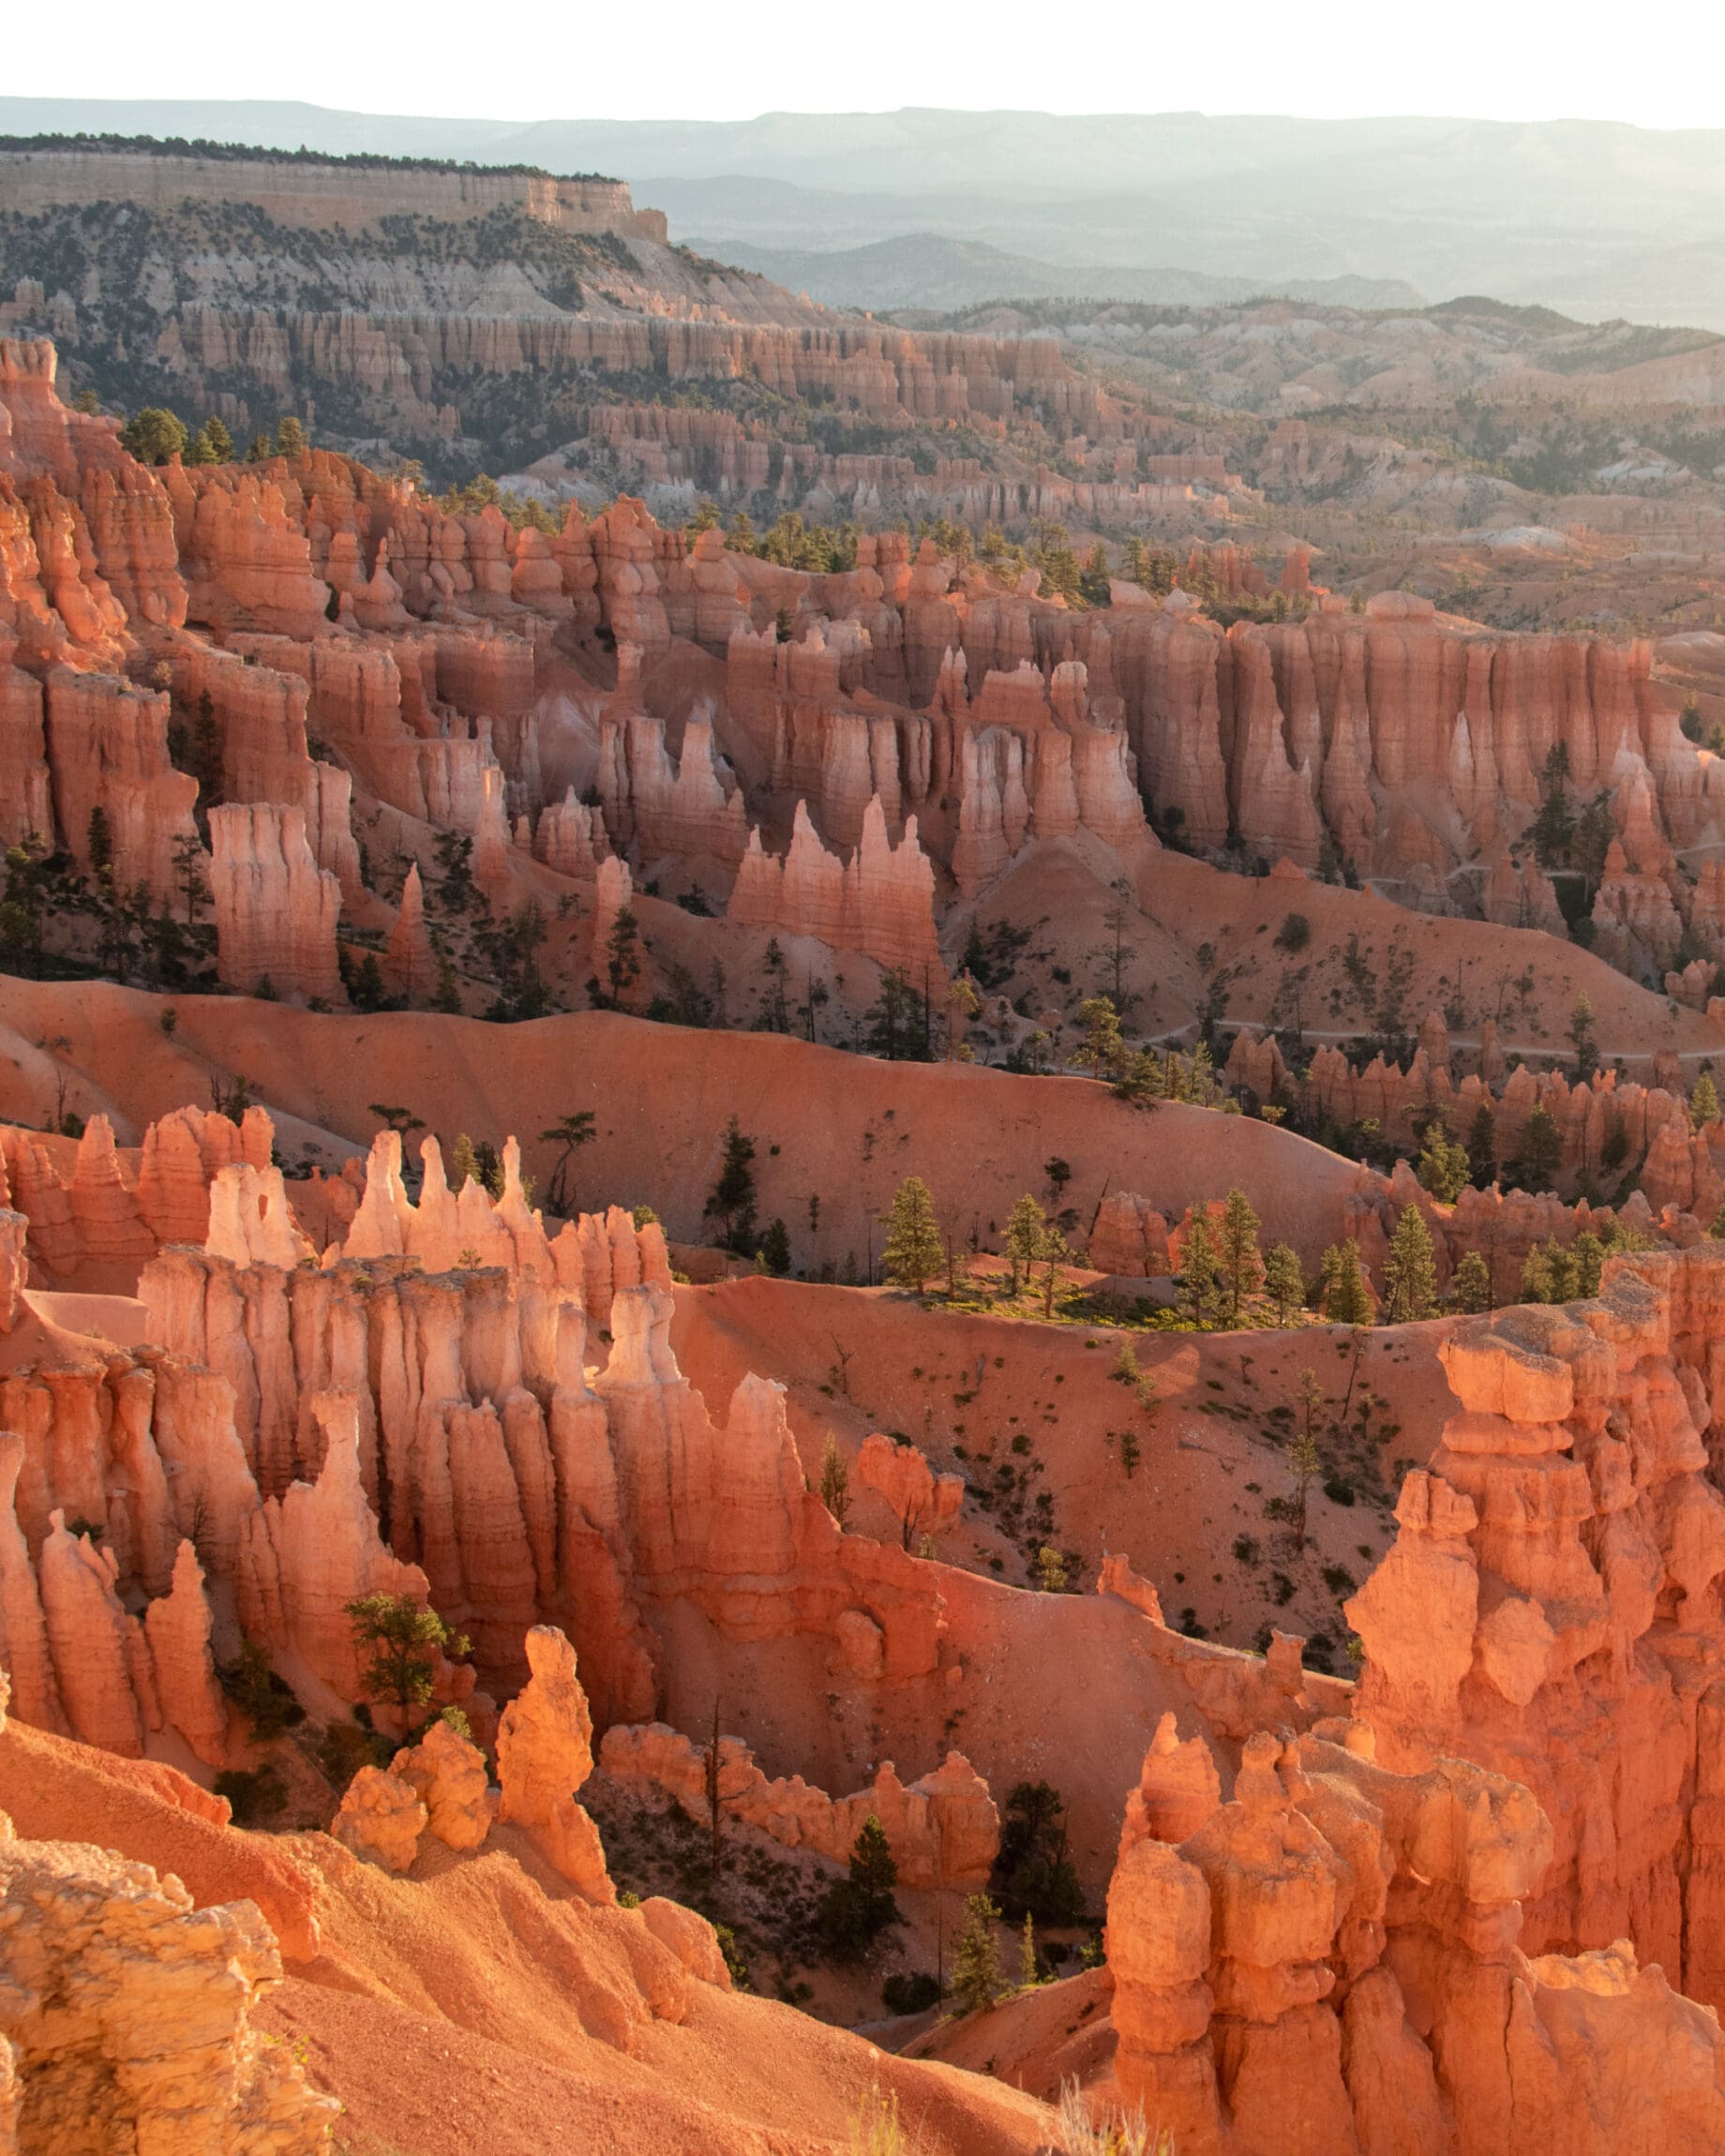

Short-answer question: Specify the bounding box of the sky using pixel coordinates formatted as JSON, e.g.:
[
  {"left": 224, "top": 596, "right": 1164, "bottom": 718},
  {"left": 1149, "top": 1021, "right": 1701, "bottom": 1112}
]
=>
[{"left": 7, "top": 0, "right": 1725, "bottom": 129}]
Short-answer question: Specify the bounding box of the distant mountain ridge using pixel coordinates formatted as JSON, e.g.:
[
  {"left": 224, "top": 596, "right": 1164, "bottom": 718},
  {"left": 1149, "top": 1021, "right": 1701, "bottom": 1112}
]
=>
[
  {"left": 689, "top": 230, "right": 1423, "bottom": 313},
  {"left": 9, "top": 97, "right": 1725, "bottom": 323}
]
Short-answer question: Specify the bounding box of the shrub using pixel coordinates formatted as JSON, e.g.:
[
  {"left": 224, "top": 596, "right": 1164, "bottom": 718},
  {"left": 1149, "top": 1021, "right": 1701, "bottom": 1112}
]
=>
[
  {"left": 214, "top": 1765, "right": 287, "bottom": 1826},
  {"left": 881, "top": 1970, "right": 942, "bottom": 2016},
  {"left": 1272, "top": 911, "right": 1312, "bottom": 953},
  {"left": 218, "top": 1641, "right": 305, "bottom": 1741},
  {"left": 994, "top": 1782, "right": 1086, "bottom": 1925}
]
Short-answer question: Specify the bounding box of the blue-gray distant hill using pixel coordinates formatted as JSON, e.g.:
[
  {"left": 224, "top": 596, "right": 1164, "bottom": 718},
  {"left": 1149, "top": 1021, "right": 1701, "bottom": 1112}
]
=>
[{"left": 8, "top": 99, "right": 1725, "bottom": 325}]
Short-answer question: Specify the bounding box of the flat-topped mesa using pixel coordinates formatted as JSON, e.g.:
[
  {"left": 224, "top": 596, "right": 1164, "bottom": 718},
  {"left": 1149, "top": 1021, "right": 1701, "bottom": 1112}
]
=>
[
  {"left": 207, "top": 800, "right": 343, "bottom": 1004},
  {"left": 0, "top": 146, "right": 669, "bottom": 240},
  {"left": 601, "top": 1721, "right": 998, "bottom": 1891},
  {"left": 1104, "top": 1720, "right": 1725, "bottom": 2156},
  {"left": 1345, "top": 1249, "right": 1725, "bottom": 2006}
]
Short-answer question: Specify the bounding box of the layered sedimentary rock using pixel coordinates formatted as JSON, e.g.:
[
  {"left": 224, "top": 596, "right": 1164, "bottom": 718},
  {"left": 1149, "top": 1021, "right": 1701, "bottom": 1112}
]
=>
[
  {"left": 207, "top": 801, "right": 343, "bottom": 1003},
  {"left": 332, "top": 1762, "right": 428, "bottom": 1872},
  {"left": 1346, "top": 1250, "right": 1725, "bottom": 2008},
  {"left": 0, "top": 1648, "right": 333, "bottom": 2151},
  {"left": 855, "top": 1432, "right": 966, "bottom": 1539},
  {"left": 391, "top": 1715, "right": 494, "bottom": 1851},
  {"left": 601, "top": 1720, "right": 998, "bottom": 1890},
  {"left": 1105, "top": 1719, "right": 1725, "bottom": 2155},
  {"left": 0, "top": 1825, "right": 338, "bottom": 2150},
  {"left": 497, "top": 1623, "right": 614, "bottom": 1901},
  {"left": 728, "top": 796, "right": 944, "bottom": 981},
  {"left": 43, "top": 667, "right": 202, "bottom": 894}
]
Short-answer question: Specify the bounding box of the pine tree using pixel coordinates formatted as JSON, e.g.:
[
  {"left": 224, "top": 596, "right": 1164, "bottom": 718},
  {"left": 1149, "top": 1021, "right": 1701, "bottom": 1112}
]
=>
[
  {"left": 1179, "top": 1213, "right": 1222, "bottom": 1328},
  {"left": 1510, "top": 1103, "right": 1562, "bottom": 1193},
  {"left": 1291, "top": 1369, "right": 1325, "bottom": 1551},
  {"left": 817, "top": 1812, "right": 903, "bottom": 1956},
  {"left": 275, "top": 415, "right": 307, "bottom": 457},
  {"left": 758, "top": 1218, "right": 792, "bottom": 1276},
  {"left": 1217, "top": 1188, "right": 1265, "bottom": 1326},
  {"left": 538, "top": 1110, "right": 596, "bottom": 1217},
  {"left": 705, "top": 1115, "right": 758, "bottom": 1256},
  {"left": 343, "top": 1591, "right": 469, "bottom": 1733},
  {"left": 1415, "top": 1121, "right": 1470, "bottom": 1205},
  {"left": 883, "top": 1175, "right": 943, "bottom": 1294},
  {"left": 818, "top": 1433, "right": 850, "bottom": 1526},
  {"left": 1264, "top": 1243, "right": 1306, "bottom": 1326},
  {"left": 86, "top": 805, "right": 114, "bottom": 886},
  {"left": 849, "top": 1814, "right": 899, "bottom": 1917},
  {"left": 1319, "top": 1239, "right": 1372, "bottom": 1325},
  {"left": 1569, "top": 993, "right": 1599, "bottom": 1081},
  {"left": 605, "top": 906, "right": 641, "bottom": 1009},
  {"left": 449, "top": 1133, "right": 481, "bottom": 1191},
  {"left": 1038, "top": 1219, "right": 1074, "bottom": 1318},
  {"left": 1542, "top": 1237, "right": 1579, "bottom": 1302},
  {"left": 1450, "top": 1250, "right": 1493, "bottom": 1313},
  {"left": 1572, "top": 1230, "right": 1605, "bottom": 1296},
  {"left": 1694, "top": 1071, "right": 1722, "bottom": 1128},
  {"left": 1018, "top": 1913, "right": 1040, "bottom": 1988},
  {"left": 1520, "top": 1247, "right": 1555, "bottom": 1303},
  {"left": 119, "top": 407, "right": 188, "bottom": 465},
  {"left": 1005, "top": 1194, "right": 1046, "bottom": 1295},
  {"left": 951, "top": 1894, "right": 1007, "bottom": 2014},
  {"left": 945, "top": 973, "right": 980, "bottom": 1060},
  {"left": 1381, "top": 1205, "right": 1436, "bottom": 1324},
  {"left": 1466, "top": 1104, "right": 1499, "bottom": 1189},
  {"left": 1072, "top": 996, "right": 1124, "bottom": 1081}
]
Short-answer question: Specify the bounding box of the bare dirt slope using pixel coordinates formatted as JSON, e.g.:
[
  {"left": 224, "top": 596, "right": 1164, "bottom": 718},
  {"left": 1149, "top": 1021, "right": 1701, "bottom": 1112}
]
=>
[{"left": 0, "top": 982, "right": 1382, "bottom": 1268}]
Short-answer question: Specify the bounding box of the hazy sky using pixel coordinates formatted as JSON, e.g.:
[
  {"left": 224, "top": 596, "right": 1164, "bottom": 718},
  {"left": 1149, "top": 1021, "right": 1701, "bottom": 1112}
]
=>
[{"left": 8, "top": 0, "right": 1723, "bottom": 128}]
